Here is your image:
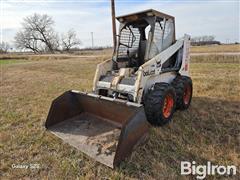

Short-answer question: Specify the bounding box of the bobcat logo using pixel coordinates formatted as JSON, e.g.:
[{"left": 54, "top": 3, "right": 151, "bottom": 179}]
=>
[{"left": 143, "top": 69, "right": 155, "bottom": 76}]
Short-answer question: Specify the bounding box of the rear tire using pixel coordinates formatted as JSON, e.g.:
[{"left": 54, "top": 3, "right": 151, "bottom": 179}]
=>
[
  {"left": 172, "top": 76, "right": 193, "bottom": 110},
  {"left": 144, "top": 83, "right": 176, "bottom": 126}
]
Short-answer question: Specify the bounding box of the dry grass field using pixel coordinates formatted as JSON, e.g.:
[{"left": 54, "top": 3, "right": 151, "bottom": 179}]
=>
[
  {"left": 0, "top": 48, "right": 240, "bottom": 179},
  {"left": 191, "top": 44, "right": 240, "bottom": 53}
]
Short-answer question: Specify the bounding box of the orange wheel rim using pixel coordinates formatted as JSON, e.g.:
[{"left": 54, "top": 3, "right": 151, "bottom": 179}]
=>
[
  {"left": 183, "top": 85, "right": 191, "bottom": 105},
  {"left": 163, "top": 94, "right": 174, "bottom": 118}
]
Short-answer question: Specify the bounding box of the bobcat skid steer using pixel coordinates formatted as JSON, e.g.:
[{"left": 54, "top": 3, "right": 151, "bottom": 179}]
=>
[{"left": 45, "top": 9, "right": 193, "bottom": 168}]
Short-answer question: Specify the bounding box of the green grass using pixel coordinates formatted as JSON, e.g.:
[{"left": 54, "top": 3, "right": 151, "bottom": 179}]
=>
[
  {"left": 0, "top": 55, "right": 239, "bottom": 179},
  {"left": 0, "top": 59, "right": 26, "bottom": 65}
]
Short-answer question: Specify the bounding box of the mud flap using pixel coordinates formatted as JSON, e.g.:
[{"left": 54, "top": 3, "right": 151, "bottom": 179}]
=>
[{"left": 45, "top": 90, "right": 149, "bottom": 168}]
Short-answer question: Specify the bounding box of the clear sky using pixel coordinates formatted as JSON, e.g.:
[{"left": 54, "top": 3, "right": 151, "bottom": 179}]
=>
[{"left": 1, "top": 0, "right": 239, "bottom": 48}]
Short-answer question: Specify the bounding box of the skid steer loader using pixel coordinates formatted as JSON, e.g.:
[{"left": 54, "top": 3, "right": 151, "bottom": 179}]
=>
[{"left": 45, "top": 9, "right": 193, "bottom": 168}]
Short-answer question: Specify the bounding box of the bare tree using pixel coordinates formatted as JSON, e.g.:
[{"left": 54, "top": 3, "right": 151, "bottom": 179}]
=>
[
  {"left": 0, "top": 41, "right": 10, "bottom": 53},
  {"left": 15, "top": 31, "right": 40, "bottom": 53},
  {"left": 14, "top": 13, "right": 59, "bottom": 53},
  {"left": 61, "top": 29, "right": 81, "bottom": 52}
]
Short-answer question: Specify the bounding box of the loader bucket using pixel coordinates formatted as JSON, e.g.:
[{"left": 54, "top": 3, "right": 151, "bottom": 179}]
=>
[{"left": 45, "top": 90, "right": 149, "bottom": 168}]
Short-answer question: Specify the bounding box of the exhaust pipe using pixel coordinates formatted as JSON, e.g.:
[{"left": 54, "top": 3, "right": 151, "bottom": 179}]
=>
[{"left": 45, "top": 90, "right": 149, "bottom": 168}]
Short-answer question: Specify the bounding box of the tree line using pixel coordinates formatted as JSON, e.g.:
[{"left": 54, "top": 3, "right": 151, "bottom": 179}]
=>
[
  {"left": 0, "top": 15, "right": 223, "bottom": 53},
  {"left": 191, "top": 35, "right": 215, "bottom": 43},
  {"left": 1, "top": 13, "right": 81, "bottom": 54},
  {"left": 191, "top": 35, "right": 221, "bottom": 46}
]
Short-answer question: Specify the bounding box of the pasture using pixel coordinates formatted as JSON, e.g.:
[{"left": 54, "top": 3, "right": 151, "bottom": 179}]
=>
[{"left": 0, "top": 46, "right": 239, "bottom": 179}]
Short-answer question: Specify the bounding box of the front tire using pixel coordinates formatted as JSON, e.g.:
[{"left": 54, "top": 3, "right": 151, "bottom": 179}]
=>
[{"left": 144, "top": 83, "right": 176, "bottom": 126}]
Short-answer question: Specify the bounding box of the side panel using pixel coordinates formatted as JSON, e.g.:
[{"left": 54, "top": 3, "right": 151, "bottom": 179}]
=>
[
  {"left": 114, "top": 108, "right": 150, "bottom": 166},
  {"left": 45, "top": 91, "right": 83, "bottom": 128},
  {"left": 134, "top": 38, "right": 184, "bottom": 103},
  {"left": 179, "top": 34, "right": 191, "bottom": 76},
  {"left": 144, "top": 72, "right": 176, "bottom": 91}
]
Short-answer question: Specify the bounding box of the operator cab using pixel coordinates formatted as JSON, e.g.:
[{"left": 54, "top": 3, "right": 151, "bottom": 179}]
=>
[
  {"left": 97, "top": 9, "right": 178, "bottom": 101},
  {"left": 113, "top": 9, "right": 176, "bottom": 70}
]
